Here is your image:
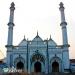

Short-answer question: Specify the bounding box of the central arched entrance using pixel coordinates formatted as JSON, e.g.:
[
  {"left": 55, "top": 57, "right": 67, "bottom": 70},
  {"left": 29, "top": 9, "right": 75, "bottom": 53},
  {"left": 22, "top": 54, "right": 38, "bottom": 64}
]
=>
[
  {"left": 52, "top": 61, "right": 59, "bottom": 72},
  {"left": 31, "top": 53, "right": 45, "bottom": 72},
  {"left": 16, "top": 61, "right": 24, "bottom": 69},
  {"left": 34, "top": 62, "right": 41, "bottom": 72}
]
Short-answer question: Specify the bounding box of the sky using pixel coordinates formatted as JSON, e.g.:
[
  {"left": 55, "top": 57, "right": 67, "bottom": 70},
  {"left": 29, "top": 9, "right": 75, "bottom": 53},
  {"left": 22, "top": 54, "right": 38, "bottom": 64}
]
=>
[{"left": 0, "top": 0, "right": 75, "bottom": 59}]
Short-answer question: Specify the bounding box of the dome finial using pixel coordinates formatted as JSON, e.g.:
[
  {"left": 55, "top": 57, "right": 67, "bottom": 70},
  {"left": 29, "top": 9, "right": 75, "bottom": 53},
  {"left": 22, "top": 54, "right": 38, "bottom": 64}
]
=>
[
  {"left": 37, "top": 30, "right": 38, "bottom": 36},
  {"left": 24, "top": 35, "right": 26, "bottom": 40},
  {"left": 24, "top": 35, "right": 25, "bottom": 39},
  {"left": 50, "top": 35, "right": 51, "bottom": 39}
]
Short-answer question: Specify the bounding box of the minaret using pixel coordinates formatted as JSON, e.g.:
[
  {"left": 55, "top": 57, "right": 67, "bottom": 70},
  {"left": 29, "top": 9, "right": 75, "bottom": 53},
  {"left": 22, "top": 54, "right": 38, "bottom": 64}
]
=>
[
  {"left": 59, "top": 2, "right": 68, "bottom": 45},
  {"left": 7, "top": 2, "right": 15, "bottom": 46},
  {"left": 59, "top": 2, "right": 70, "bottom": 72}
]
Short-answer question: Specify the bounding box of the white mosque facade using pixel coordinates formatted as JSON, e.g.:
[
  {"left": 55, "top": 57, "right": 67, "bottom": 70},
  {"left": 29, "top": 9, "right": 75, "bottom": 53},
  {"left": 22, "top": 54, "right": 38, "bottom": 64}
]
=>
[{"left": 6, "top": 2, "right": 70, "bottom": 73}]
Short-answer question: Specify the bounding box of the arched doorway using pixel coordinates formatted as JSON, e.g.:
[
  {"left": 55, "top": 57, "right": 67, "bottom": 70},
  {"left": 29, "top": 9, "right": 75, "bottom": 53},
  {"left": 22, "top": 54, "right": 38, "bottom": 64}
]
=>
[
  {"left": 34, "top": 62, "right": 41, "bottom": 72},
  {"left": 31, "top": 53, "right": 45, "bottom": 72},
  {"left": 16, "top": 61, "right": 24, "bottom": 69},
  {"left": 52, "top": 61, "right": 59, "bottom": 72}
]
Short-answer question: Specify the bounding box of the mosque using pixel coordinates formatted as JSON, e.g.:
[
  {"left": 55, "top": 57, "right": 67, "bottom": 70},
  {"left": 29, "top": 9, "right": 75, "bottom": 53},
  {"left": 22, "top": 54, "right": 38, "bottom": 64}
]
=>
[{"left": 4, "top": 2, "right": 75, "bottom": 73}]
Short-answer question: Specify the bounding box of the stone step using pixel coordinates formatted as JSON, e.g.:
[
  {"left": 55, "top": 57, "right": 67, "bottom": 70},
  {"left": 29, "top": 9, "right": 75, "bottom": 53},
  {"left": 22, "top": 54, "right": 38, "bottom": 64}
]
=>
[{"left": 0, "top": 72, "right": 75, "bottom": 75}]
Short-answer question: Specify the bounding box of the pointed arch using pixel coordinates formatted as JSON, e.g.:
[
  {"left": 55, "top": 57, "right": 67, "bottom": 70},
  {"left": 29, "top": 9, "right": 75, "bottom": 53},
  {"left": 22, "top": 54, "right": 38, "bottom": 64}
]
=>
[
  {"left": 14, "top": 56, "right": 25, "bottom": 69},
  {"left": 52, "top": 61, "right": 59, "bottom": 72},
  {"left": 30, "top": 52, "right": 45, "bottom": 63},
  {"left": 50, "top": 57, "right": 62, "bottom": 72},
  {"left": 30, "top": 53, "right": 45, "bottom": 72}
]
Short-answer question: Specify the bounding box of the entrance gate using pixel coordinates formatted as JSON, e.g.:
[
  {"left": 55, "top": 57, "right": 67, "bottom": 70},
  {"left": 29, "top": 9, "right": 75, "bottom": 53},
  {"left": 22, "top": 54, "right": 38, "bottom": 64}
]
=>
[
  {"left": 31, "top": 53, "right": 45, "bottom": 72},
  {"left": 16, "top": 61, "right": 24, "bottom": 69},
  {"left": 52, "top": 61, "right": 59, "bottom": 72},
  {"left": 34, "top": 62, "right": 41, "bottom": 72}
]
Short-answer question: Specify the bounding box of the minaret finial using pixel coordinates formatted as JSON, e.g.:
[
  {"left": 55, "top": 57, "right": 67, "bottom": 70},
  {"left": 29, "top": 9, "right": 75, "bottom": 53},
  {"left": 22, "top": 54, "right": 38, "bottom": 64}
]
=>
[
  {"left": 8, "top": 2, "right": 15, "bottom": 24},
  {"left": 11, "top": 2, "right": 15, "bottom": 7},
  {"left": 59, "top": 2, "right": 66, "bottom": 23},
  {"left": 10, "top": 2, "right": 15, "bottom": 10},
  {"left": 59, "top": 2, "right": 64, "bottom": 8}
]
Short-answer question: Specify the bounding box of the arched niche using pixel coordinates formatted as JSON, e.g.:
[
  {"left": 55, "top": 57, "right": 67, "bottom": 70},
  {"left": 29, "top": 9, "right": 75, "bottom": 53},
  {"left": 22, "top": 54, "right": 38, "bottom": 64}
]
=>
[
  {"left": 14, "top": 55, "right": 25, "bottom": 70},
  {"left": 50, "top": 57, "right": 62, "bottom": 72}
]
